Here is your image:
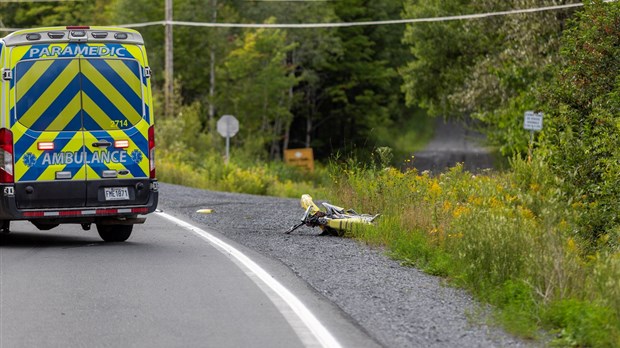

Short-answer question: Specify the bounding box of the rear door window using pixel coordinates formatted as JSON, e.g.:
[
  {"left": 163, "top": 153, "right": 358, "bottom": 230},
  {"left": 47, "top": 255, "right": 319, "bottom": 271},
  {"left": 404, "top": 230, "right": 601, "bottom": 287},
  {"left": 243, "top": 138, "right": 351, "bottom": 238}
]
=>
[
  {"left": 81, "top": 58, "right": 144, "bottom": 130},
  {"left": 14, "top": 58, "right": 82, "bottom": 131}
]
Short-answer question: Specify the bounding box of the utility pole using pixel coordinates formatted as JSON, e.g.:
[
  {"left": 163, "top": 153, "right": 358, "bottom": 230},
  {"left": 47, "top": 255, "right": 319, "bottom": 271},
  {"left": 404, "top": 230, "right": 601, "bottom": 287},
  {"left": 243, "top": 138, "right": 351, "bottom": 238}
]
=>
[
  {"left": 165, "top": 0, "right": 174, "bottom": 118},
  {"left": 209, "top": 0, "right": 217, "bottom": 139}
]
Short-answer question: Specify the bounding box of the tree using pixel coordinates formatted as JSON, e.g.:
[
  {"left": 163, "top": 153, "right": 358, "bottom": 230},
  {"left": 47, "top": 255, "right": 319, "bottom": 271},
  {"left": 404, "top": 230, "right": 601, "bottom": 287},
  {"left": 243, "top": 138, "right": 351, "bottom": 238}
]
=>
[
  {"left": 457, "top": 0, "right": 577, "bottom": 156},
  {"left": 541, "top": 0, "right": 620, "bottom": 245},
  {"left": 0, "top": 0, "right": 112, "bottom": 28},
  {"left": 401, "top": 0, "right": 480, "bottom": 117},
  {"left": 217, "top": 21, "right": 297, "bottom": 159},
  {"left": 312, "top": 0, "right": 399, "bottom": 157},
  {"left": 230, "top": 0, "right": 342, "bottom": 151},
  {"left": 400, "top": 0, "right": 579, "bottom": 156}
]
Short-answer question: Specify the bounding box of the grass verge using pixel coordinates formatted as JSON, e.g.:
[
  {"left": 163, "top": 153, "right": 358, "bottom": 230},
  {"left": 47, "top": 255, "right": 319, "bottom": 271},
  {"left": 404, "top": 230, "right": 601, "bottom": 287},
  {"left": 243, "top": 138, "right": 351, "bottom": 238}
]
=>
[
  {"left": 325, "top": 155, "right": 620, "bottom": 347},
  {"left": 158, "top": 142, "right": 619, "bottom": 346},
  {"left": 157, "top": 148, "right": 328, "bottom": 198}
]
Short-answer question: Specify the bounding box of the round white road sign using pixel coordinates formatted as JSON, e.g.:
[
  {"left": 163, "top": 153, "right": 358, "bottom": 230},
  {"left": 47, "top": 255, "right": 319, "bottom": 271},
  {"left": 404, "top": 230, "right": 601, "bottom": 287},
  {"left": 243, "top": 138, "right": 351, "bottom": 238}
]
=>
[{"left": 217, "top": 115, "right": 239, "bottom": 137}]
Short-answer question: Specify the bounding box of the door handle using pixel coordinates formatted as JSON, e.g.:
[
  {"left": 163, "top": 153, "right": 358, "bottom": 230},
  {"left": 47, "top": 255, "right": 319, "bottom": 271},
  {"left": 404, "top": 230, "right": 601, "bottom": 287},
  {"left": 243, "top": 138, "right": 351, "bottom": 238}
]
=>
[{"left": 92, "top": 140, "right": 112, "bottom": 148}]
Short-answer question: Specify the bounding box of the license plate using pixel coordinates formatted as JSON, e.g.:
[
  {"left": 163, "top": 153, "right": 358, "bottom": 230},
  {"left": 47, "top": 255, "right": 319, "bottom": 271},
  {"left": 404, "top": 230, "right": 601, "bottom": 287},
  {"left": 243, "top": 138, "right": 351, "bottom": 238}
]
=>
[{"left": 104, "top": 187, "right": 129, "bottom": 201}]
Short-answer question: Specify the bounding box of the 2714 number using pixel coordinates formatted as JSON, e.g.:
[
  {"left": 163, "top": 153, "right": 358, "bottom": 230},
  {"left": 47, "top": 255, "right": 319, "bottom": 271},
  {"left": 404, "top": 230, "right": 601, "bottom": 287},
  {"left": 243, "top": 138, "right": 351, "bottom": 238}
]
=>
[{"left": 110, "top": 119, "right": 129, "bottom": 128}]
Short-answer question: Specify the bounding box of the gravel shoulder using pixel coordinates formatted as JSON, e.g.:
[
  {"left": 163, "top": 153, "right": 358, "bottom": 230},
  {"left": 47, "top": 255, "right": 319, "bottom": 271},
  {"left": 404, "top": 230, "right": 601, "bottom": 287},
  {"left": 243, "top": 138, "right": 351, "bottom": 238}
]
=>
[{"left": 158, "top": 183, "right": 534, "bottom": 348}]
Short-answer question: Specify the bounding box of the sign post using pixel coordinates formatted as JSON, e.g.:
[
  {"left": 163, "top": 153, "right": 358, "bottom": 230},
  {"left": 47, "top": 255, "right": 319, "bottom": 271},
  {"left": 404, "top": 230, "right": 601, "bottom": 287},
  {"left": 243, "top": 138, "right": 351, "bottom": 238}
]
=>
[
  {"left": 217, "top": 115, "right": 239, "bottom": 164},
  {"left": 523, "top": 111, "right": 543, "bottom": 162}
]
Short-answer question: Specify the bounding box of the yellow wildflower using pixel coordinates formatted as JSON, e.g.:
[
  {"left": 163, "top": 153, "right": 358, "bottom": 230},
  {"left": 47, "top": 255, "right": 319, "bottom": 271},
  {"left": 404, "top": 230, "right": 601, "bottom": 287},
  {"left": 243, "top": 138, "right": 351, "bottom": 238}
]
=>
[
  {"left": 567, "top": 237, "right": 578, "bottom": 253},
  {"left": 519, "top": 207, "right": 535, "bottom": 219},
  {"left": 430, "top": 181, "right": 442, "bottom": 195},
  {"left": 452, "top": 205, "right": 469, "bottom": 218}
]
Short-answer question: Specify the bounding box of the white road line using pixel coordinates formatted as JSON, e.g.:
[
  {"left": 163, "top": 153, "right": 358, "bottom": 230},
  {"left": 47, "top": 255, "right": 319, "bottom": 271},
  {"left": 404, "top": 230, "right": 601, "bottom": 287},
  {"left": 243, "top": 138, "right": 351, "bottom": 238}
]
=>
[{"left": 156, "top": 211, "right": 342, "bottom": 348}]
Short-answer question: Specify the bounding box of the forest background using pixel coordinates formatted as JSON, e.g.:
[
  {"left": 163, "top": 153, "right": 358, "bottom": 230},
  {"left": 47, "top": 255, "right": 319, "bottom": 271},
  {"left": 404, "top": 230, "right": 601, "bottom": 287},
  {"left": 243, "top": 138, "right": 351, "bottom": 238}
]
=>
[
  {"left": 0, "top": 0, "right": 582, "bottom": 162},
  {"left": 2, "top": 0, "right": 620, "bottom": 346}
]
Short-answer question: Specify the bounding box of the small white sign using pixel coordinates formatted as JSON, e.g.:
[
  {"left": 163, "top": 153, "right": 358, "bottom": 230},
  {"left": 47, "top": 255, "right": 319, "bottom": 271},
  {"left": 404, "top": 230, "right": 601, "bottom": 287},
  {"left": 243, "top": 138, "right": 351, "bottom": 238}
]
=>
[
  {"left": 524, "top": 111, "right": 543, "bottom": 131},
  {"left": 217, "top": 115, "right": 239, "bottom": 138}
]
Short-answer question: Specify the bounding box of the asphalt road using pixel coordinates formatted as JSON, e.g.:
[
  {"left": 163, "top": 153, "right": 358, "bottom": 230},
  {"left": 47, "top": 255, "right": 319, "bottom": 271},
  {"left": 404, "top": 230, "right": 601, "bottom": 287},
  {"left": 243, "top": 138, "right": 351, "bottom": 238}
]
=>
[
  {"left": 0, "top": 216, "right": 376, "bottom": 347},
  {"left": 158, "top": 184, "right": 530, "bottom": 348}
]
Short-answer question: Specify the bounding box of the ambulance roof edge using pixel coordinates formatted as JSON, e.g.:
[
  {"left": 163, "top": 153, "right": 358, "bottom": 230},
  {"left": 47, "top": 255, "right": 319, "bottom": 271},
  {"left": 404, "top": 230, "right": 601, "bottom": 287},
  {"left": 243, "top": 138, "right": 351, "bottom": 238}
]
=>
[{"left": 2, "top": 27, "right": 144, "bottom": 47}]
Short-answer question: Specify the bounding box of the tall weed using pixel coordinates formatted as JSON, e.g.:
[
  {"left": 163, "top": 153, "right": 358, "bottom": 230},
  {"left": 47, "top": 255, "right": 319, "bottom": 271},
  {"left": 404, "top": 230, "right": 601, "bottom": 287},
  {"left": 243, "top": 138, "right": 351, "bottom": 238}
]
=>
[
  {"left": 158, "top": 147, "right": 327, "bottom": 198},
  {"left": 327, "top": 152, "right": 620, "bottom": 346}
]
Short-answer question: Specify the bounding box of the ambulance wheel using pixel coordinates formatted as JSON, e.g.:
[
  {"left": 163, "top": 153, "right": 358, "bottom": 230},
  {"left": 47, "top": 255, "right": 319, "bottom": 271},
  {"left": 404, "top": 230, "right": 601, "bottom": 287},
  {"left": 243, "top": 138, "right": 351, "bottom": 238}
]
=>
[
  {"left": 0, "top": 220, "right": 9, "bottom": 234},
  {"left": 97, "top": 224, "right": 133, "bottom": 242}
]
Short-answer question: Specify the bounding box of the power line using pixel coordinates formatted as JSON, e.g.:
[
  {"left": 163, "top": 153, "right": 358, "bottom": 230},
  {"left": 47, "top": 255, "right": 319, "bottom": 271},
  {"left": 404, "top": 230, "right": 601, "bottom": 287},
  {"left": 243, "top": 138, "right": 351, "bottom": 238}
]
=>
[
  {"left": 119, "top": 1, "right": 596, "bottom": 29},
  {"left": 0, "top": 1, "right": 615, "bottom": 32},
  {"left": 115, "top": 21, "right": 164, "bottom": 29}
]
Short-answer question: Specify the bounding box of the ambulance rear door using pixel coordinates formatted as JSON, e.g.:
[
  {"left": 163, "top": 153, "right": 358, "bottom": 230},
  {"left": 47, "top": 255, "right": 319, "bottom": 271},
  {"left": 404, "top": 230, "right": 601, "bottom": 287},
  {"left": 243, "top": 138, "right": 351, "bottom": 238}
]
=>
[
  {"left": 10, "top": 45, "right": 87, "bottom": 209},
  {"left": 80, "top": 44, "right": 152, "bottom": 207}
]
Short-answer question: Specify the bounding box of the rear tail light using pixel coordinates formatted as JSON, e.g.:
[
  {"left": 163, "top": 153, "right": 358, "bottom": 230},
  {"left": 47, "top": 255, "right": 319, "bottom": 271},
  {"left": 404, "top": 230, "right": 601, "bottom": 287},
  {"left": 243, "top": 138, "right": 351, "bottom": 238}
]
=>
[
  {"left": 0, "top": 128, "right": 14, "bottom": 183},
  {"left": 148, "top": 125, "right": 155, "bottom": 179}
]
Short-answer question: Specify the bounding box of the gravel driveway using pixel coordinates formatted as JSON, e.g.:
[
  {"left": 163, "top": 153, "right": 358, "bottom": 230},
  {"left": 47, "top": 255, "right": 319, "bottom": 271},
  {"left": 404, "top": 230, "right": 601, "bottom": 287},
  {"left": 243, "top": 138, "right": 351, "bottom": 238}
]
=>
[{"left": 159, "top": 183, "right": 533, "bottom": 348}]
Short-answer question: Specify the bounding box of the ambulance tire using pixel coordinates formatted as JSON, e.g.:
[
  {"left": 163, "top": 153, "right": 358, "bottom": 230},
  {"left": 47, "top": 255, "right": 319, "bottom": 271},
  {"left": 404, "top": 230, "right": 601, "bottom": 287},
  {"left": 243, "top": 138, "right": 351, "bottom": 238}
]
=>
[
  {"left": 0, "top": 220, "right": 11, "bottom": 234},
  {"left": 97, "top": 224, "right": 133, "bottom": 242},
  {"left": 0, "top": 220, "right": 9, "bottom": 234}
]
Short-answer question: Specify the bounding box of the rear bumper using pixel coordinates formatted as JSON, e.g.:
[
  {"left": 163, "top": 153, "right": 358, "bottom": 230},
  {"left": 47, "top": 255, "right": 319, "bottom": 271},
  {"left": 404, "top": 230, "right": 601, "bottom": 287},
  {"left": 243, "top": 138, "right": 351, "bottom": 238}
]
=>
[{"left": 0, "top": 180, "right": 158, "bottom": 223}]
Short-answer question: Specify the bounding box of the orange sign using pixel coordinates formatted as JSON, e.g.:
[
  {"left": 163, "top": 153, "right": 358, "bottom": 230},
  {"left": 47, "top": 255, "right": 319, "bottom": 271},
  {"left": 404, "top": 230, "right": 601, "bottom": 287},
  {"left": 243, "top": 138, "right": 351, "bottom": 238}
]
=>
[{"left": 284, "top": 148, "right": 315, "bottom": 172}]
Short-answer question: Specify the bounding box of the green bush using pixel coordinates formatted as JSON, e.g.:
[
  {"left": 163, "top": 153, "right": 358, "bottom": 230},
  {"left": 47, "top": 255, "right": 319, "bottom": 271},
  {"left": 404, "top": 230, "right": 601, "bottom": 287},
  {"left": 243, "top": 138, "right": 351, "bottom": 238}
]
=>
[
  {"left": 544, "top": 299, "right": 619, "bottom": 347},
  {"left": 541, "top": 0, "right": 620, "bottom": 246},
  {"left": 158, "top": 149, "right": 325, "bottom": 198},
  {"left": 491, "top": 280, "right": 539, "bottom": 338},
  {"left": 220, "top": 167, "right": 273, "bottom": 195}
]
